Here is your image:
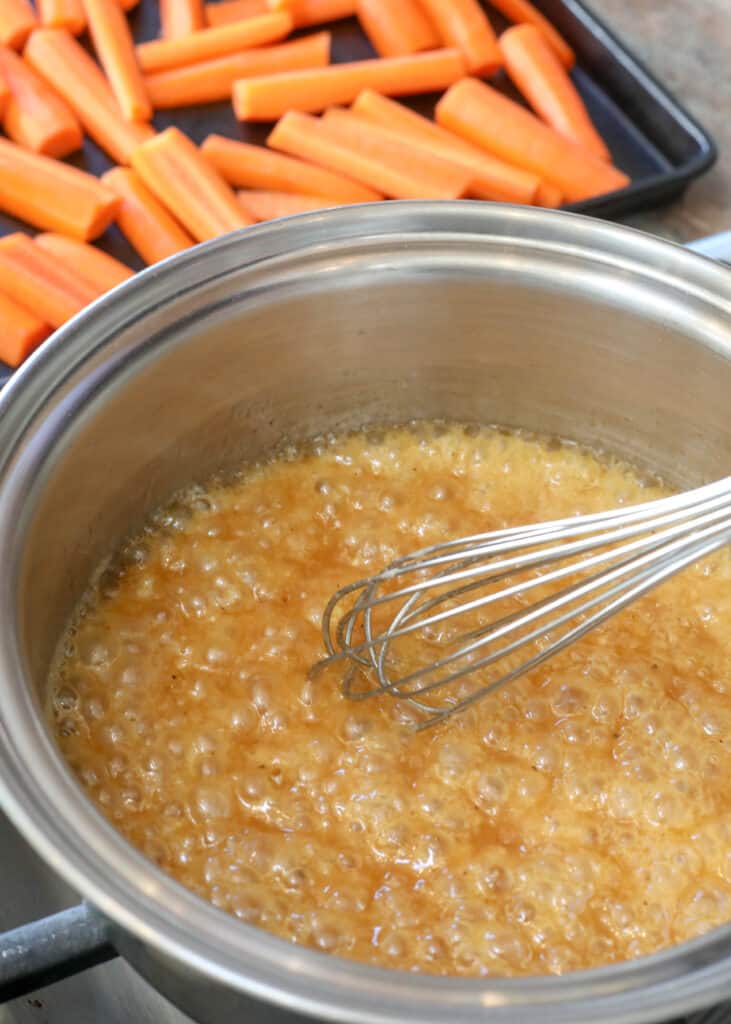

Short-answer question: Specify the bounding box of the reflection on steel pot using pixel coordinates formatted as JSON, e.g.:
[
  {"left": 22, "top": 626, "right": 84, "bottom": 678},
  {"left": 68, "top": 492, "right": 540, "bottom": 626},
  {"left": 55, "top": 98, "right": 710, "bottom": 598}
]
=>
[{"left": 1, "top": 203, "right": 731, "bottom": 1024}]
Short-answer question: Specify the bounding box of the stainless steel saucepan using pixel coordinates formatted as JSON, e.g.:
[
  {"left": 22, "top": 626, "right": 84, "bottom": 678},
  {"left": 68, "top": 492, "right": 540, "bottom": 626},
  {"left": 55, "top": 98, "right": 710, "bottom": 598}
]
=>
[{"left": 1, "top": 203, "right": 730, "bottom": 1024}]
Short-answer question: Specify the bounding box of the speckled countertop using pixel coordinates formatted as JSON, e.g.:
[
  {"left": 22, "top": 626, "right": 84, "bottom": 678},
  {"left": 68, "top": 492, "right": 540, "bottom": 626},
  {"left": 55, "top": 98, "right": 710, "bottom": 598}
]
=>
[{"left": 601, "top": 0, "right": 731, "bottom": 244}]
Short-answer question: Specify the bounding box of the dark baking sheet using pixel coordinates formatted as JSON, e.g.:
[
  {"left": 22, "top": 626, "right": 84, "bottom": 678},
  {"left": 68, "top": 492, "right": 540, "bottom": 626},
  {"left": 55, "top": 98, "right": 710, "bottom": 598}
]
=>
[
  {"left": 533, "top": 0, "right": 717, "bottom": 217},
  {"left": 0, "top": 0, "right": 717, "bottom": 382}
]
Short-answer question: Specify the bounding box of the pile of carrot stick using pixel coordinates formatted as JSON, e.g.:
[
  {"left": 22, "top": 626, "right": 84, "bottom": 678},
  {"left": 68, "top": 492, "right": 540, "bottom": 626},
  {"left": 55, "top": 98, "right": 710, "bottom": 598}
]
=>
[{"left": 0, "top": 0, "right": 631, "bottom": 368}]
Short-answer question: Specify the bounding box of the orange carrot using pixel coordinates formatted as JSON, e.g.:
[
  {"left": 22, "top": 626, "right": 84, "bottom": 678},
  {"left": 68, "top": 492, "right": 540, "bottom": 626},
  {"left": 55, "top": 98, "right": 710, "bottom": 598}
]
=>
[
  {"left": 0, "top": 289, "right": 52, "bottom": 367},
  {"left": 233, "top": 48, "right": 466, "bottom": 120},
  {"left": 145, "top": 32, "right": 330, "bottom": 107},
  {"left": 487, "top": 0, "right": 574, "bottom": 68},
  {"left": 0, "top": 64, "right": 8, "bottom": 115},
  {"left": 131, "top": 126, "right": 253, "bottom": 243},
  {"left": 136, "top": 11, "right": 292, "bottom": 74},
  {"left": 534, "top": 181, "right": 562, "bottom": 207},
  {"left": 201, "top": 133, "right": 381, "bottom": 201},
  {"left": 82, "top": 0, "right": 151, "bottom": 122},
  {"left": 436, "top": 78, "right": 629, "bottom": 202},
  {"left": 238, "top": 189, "right": 350, "bottom": 220},
  {"left": 267, "top": 0, "right": 355, "bottom": 28},
  {"left": 356, "top": 0, "right": 439, "bottom": 57},
  {"left": 0, "top": 136, "right": 120, "bottom": 238},
  {"left": 205, "top": 0, "right": 268, "bottom": 26},
  {"left": 38, "top": 0, "right": 86, "bottom": 34},
  {"left": 101, "top": 166, "right": 194, "bottom": 264},
  {"left": 0, "top": 0, "right": 36, "bottom": 48},
  {"left": 24, "top": 29, "right": 155, "bottom": 164},
  {"left": 160, "top": 0, "right": 204, "bottom": 38},
  {"left": 352, "top": 88, "right": 542, "bottom": 204},
  {"left": 0, "top": 43, "right": 82, "bottom": 156},
  {"left": 0, "top": 233, "right": 102, "bottom": 328},
  {"left": 52, "top": 0, "right": 130, "bottom": 13},
  {"left": 35, "top": 233, "right": 134, "bottom": 291},
  {"left": 417, "top": 0, "right": 501, "bottom": 75},
  {"left": 322, "top": 106, "right": 474, "bottom": 195},
  {"left": 501, "top": 24, "right": 608, "bottom": 160},
  {"left": 268, "top": 109, "right": 470, "bottom": 199}
]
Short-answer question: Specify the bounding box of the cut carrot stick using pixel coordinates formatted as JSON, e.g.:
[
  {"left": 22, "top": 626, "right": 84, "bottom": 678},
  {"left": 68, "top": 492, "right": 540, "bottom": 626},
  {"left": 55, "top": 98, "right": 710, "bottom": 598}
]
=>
[
  {"left": 205, "top": 0, "right": 268, "bottom": 26},
  {"left": 268, "top": 109, "right": 470, "bottom": 199},
  {"left": 435, "top": 78, "right": 629, "bottom": 202},
  {"left": 0, "top": 0, "right": 36, "bottom": 48},
  {"left": 0, "top": 136, "right": 120, "bottom": 238},
  {"left": 35, "top": 233, "right": 134, "bottom": 291},
  {"left": 119, "top": 0, "right": 139, "bottom": 9},
  {"left": 534, "top": 181, "right": 562, "bottom": 207},
  {"left": 201, "top": 133, "right": 381, "bottom": 201},
  {"left": 101, "top": 166, "right": 194, "bottom": 264},
  {"left": 0, "top": 289, "right": 52, "bottom": 367},
  {"left": 417, "top": 0, "right": 501, "bottom": 75},
  {"left": 267, "top": 0, "right": 355, "bottom": 28},
  {"left": 238, "top": 189, "right": 350, "bottom": 220},
  {"left": 321, "top": 106, "right": 473, "bottom": 195},
  {"left": 160, "top": 0, "right": 204, "bottom": 38},
  {"left": 24, "top": 29, "right": 155, "bottom": 164},
  {"left": 136, "top": 11, "right": 292, "bottom": 74},
  {"left": 82, "top": 0, "right": 151, "bottom": 122},
  {"left": 38, "top": 0, "right": 86, "bottom": 34},
  {"left": 356, "top": 0, "right": 439, "bottom": 58},
  {"left": 0, "top": 233, "right": 102, "bottom": 328},
  {"left": 487, "top": 0, "right": 574, "bottom": 68},
  {"left": 130, "top": 126, "right": 253, "bottom": 243},
  {"left": 0, "top": 65, "right": 8, "bottom": 116},
  {"left": 501, "top": 24, "right": 609, "bottom": 160},
  {"left": 145, "top": 32, "right": 330, "bottom": 107},
  {"left": 352, "top": 88, "right": 542, "bottom": 204},
  {"left": 0, "top": 43, "right": 83, "bottom": 157},
  {"left": 234, "top": 48, "right": 466, "bottom": 120}
]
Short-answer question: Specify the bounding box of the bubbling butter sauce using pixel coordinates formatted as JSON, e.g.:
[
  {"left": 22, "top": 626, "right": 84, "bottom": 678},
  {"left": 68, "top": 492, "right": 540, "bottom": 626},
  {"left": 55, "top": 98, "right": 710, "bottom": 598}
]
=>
[{"left": 51, "top": 423, "right": 731, "bottom": 977}]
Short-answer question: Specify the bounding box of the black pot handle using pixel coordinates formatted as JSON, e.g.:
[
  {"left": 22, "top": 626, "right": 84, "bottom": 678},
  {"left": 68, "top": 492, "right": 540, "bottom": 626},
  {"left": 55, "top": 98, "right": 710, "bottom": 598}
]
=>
[{"left": 0, "top": 901, "right": 117, "bottom": 1003}]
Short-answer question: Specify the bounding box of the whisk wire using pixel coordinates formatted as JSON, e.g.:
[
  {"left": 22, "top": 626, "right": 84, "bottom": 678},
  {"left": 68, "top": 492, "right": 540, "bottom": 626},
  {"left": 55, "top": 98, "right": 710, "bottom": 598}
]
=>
[
  {"left": 409, "top": 526, "right": 731, "bottom": 729},
  {"left": 316, "top": 476, "right": 731, "bottom": 727},
  {"left": 326, "top": 483, "right": 731, "bottom": 652},
  {"left": 375, "top": 516, "right": 731, "bottom": 699},
  {"left": 325, "top": 496, "right": 731, "bottom": 668}
]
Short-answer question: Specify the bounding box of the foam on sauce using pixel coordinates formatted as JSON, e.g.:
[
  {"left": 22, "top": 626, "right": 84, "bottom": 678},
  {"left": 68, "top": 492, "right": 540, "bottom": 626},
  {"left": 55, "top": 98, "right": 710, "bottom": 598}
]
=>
[{"left": 51, "top": 423, "right": 731, "bottom": 976}]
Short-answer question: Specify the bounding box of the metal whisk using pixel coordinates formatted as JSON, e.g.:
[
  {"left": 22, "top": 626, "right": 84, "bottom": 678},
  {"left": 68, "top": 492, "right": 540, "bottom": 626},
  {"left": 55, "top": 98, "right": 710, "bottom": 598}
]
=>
[{"left": 315, "top": 476, "right": 731, "bottom": 728}]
